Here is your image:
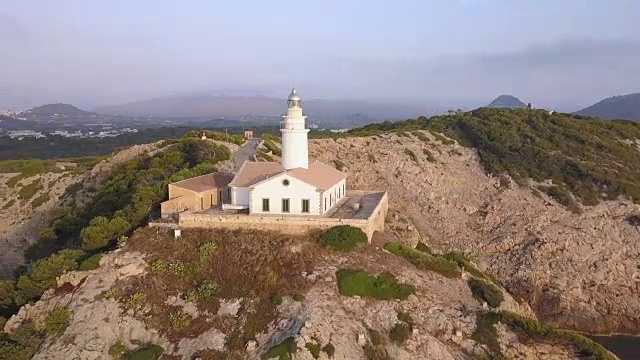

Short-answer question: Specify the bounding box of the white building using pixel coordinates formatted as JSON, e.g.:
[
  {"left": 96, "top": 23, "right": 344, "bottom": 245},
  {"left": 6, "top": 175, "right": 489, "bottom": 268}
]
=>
[{"left": 227, "top": 89, "right": 347, "bottom": 216}]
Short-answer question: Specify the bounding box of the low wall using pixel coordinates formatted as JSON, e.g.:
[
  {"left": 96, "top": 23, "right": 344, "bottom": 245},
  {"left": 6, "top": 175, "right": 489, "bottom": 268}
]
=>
[{"left": 177, "top": 191, "right": 388, "bottom": 241}]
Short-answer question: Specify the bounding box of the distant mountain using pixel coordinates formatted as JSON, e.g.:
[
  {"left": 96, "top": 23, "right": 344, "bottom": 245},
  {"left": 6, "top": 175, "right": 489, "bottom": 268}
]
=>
[
  {"left": 26, "top": 103, "right": 89, "bottom": 117},
  {"left": 575, "top": 93, "right": 640, "bottom": 121},
  {"left": 488, "top": 95, "right": 527, "bottom": 109},
  {"left": 92, "top": 94, "right": 435, "bottom": 121}
]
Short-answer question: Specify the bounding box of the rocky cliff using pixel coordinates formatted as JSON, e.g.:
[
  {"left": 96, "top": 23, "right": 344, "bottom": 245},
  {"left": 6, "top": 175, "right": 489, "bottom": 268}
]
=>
[{"left": 310, "top": 132, "right": 640, "bottom": 335}]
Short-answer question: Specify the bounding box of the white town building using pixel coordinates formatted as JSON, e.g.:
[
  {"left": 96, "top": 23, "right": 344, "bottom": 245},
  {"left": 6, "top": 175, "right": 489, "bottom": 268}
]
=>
[{"left": 226, "top": 89, "right": 347, "bottom": 216}]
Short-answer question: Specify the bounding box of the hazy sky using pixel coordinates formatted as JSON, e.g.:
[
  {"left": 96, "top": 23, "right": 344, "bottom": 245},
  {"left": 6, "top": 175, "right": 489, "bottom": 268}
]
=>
[{"left": 1, "top": 0, "right": 640, "bottom": 110}]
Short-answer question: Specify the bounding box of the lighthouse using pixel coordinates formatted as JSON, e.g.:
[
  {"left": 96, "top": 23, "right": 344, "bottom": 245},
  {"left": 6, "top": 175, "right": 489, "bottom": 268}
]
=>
[{"left": 280, "top": 88, "right": 309, "bottom": 169}]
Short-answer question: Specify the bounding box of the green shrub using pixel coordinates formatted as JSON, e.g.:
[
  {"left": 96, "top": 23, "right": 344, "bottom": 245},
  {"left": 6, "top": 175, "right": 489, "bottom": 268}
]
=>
[
  {"left": 404, "top": 148, "right": 417, "bottom": 162},
  {"left": 415, "top": 242, "right": 432, "bottom": 254},
  {"left": 263, "top": 140, "right": 282, "bottom": 157},
  {"left": 318, "top": 225, "right": 367, "bottom": 251},
  {"left": 293, "top": 293, "right": 304, "bottom": 302},
  {"left": 16, "top": 249, "right": 84, "bottom": 302},
  {"left": 369, "top": 329, "right": 382, "bottom": 345},
  {"left": 30, "top": 194, "right": 50, "bottom": 208},
  {"left": 126, "top": 292, "right": 147, "bottom": 313},
  {"left": 18, "top": 180, "right": 42, "bottom": 200},
  {"left": 109, "top": 341, "right": 128, "bottom": 359},
  {"left": 78, "top": 253, "right": 103, "bottom": 271},
  {"left": 2, "top": 199, "right": 15, "bottom": 210},
  {"left": 0, "top": 323, "right": 43, "bottom": 359},
  {"left": 389, "top": 323, "right": 410, "bottom": 343},
  {"left": 184, "top": 280, "right": 218, "bottom": 303},
  {"left": 397, "top": 311, "right": 414, "bottom": 326},
  {"left": 198, "top": 242, "right": 217, "bottom": 260},
  {"left": 539, "top": 185, "right": 582, "bottom": 213},
  {"left": 468, "top": 278, "right": 504, "bottom": 308},
  {"left": 472, "top": 312, "right": 501, "bottom": 355},
  {"left": 431, "top": 132, "right": 455, "bottom": 145},
  {"left": 81, "top": 216, "right": 131, "bottom": 251},
  {"left": 333, "top": 159, "right": 347, "bottom": 171},
  {"left": 272, "top": 294, "right": 283, "bottom": 305},
  {"left": 256, "top": 151, "right": 275, "bottom": 162},
  {"left": 262, "top": 336, "right": 296, "bottom": 360},
  {"left": 45, "top": 307, "right": 71, "bottom": 336},
  {"left": 444, "top": 252, "right": 492, "bottom": 281},
  {"left": 384, "top": 242, "right": 460, "bottom": 278},
  {"left": 498, "top": 311, "right": 616, "bottom": 360},
  {"left": 127, "top": 344, "right": 164, "bottom": 360},
  {"left": 336, "top": 269, "right": 414, "bottom": 300},
  {"left": 422, "top": 148, "right": 437, "bottom": 162},
  {"left": 305, "top": 340, "right": 321, "bottom": 359},
  {"left": 170, "top": 309, "right": 190, "bottom": 330},
  {"left": 322, "top": 342, "right": 335, "bottom": 357}
]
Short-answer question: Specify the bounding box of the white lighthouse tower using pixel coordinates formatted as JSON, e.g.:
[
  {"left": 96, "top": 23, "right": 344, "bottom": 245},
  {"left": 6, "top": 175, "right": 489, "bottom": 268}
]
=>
[{"left": 280, "top": 88, "right": 309, "bottom": 169}]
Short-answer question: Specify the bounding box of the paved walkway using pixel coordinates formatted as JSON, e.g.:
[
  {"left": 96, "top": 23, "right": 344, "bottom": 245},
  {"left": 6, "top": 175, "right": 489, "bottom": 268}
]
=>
[{"left": 234, "top": 138, "right": 261, "bottom": 171}]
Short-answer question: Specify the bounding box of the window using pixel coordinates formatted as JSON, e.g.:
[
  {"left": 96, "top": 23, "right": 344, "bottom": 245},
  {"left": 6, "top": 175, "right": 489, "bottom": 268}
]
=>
[
  {"left": 201, "top": 197, "right": 204, "bottom": 209},
  {"left": 262, "top": 198, "right": 270, "bottom": 212},
  {"left": 302, "top": 199, "right": 310, "bottom": 213},
  {"left": 282, "top": 179, "right": 290, "bottom": 186},
  {"left": 282, "top": 198, "right": 290, "bottom": 213},
  {"left": 343, "top": 184, "right": 346, "bottom": 195},
  {"left": 324, "top": 197, "right": 327, "bottom": 212}
]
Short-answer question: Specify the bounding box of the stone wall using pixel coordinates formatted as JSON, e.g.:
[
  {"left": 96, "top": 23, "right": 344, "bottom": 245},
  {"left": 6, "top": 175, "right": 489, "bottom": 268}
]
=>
[{"left": 177, "top": 191, "right": 388, "bottom": 241}]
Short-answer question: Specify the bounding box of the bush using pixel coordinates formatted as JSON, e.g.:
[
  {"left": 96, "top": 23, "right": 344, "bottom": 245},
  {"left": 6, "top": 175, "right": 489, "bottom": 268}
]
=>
[
  {"left": 18, "top": 180, "right": 42, "bottom": 200},
  {"left": 16, "top": 249, "right": 84, "bottom": 302},
  {"left": 293, "top": 293, "right": 305, "bottom": 302},
  {"left": 126, "top": 292, "right": 147, "bottom": 313},
  {"left": 272, "top": 294, "right": 283, "bottom": 305},
  {"left": 322, "top": 342, "right": 335, "bottom": 358},
  {"left": 444, "top": 252, "right": 492, "bottom": 281},
  {"left": 468, "top": 278, "right": 504, "bottom": 308},
  {"left": 78, "top": 253, "right": 103, "bottom": 271},
  {"left": 422, "top": 148, "right": 437, "bottom": 162},
  {"left": 305, "top": 340, "right": 321, "bottom": 359},
  {"left": 0, "top": 323, "right": 43, "bottom": 359},
  {"left": 45, "top": 307, "right": 71, "bottom": 336},
  {"left": 415, "top": 242, "right": 432, "bottom": 254},
  {"left": 384, "top": 242, "right": 460, "bottom": 278},
  {"left": 30, "top": 194, "right": 50, "bottom": 208},
  {"left": 262, "top": 336, "right": 296, "bottom": 360},
  {"left": 498, "top": 311, "right": 616, "bottom": 360},
  {"left": 369, "top": 329, "right": 382, "bottom": 345},
  {"left": 109, "top": 341, "right": 128, "bottom": 359},
  {"left": 318, "top": 225, "right": 367, "bottom": 251},
  {"left": 333, "top": 159, "right": 347, "bottom": 171},
  {"left": 170, "top": 310, "right": 190, "bottom": 330},
  {"left": 404, "top": 148, "right": 417, "bottom": 162},
  {"left": 81, "top": 216, "right": 131, "bottom": 251},
  {"left": 389, "top": 323, "right": 410, "bottom": 343},
  {"left": 127, "top": 344, "right": 164, "bottom": 360},
  {"left": 472, "top": 312, "right": 501, "bottom": 355},
  {"left": 397, "top": 311, "right": 414, "bottom": 326},
  {"left": 336, "top": 269, "right": 414, "bottom": 300},
  {"left": 263, "top": 140, "right": 282, "bottom": 157}
]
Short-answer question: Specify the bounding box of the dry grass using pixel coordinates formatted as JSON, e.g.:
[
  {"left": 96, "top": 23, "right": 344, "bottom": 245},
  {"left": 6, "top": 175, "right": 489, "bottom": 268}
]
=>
[{"left": 117, "top": 227, "right": 326, "bottom": 355}]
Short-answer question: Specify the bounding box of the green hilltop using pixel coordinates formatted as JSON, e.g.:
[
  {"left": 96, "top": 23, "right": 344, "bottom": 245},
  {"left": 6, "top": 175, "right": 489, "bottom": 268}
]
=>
[{"left": 339, "top": 107, "right": 640, "bottom": 209}]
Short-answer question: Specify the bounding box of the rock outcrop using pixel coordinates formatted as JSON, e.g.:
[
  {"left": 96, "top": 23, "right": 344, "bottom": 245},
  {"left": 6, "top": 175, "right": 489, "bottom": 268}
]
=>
[{"left": 310, "top": 132, "right": 640, "bottom": 334}]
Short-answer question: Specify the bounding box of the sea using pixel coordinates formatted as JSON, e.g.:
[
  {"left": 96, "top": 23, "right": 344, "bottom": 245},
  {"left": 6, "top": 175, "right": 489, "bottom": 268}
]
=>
[{"left": 591, "top": 335, "right": 640, "bottom": 360}]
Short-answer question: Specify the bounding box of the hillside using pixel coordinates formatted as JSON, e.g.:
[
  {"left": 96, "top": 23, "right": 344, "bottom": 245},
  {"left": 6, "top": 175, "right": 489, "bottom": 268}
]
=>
[
  {"left": 575, "top": 93, "right": 640, "bottom": 121},
  {"left": 93, "top": 94, "right": 434, "bottom": 120},
  {"left": 487, "top": 95, "right": 526, "bottom": 109},
  {"left": 25, "top": 104, "right": 88, "bottom": 117},
  {"left": 0, "top": 117, "right": 634, "bottom": 359}
]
